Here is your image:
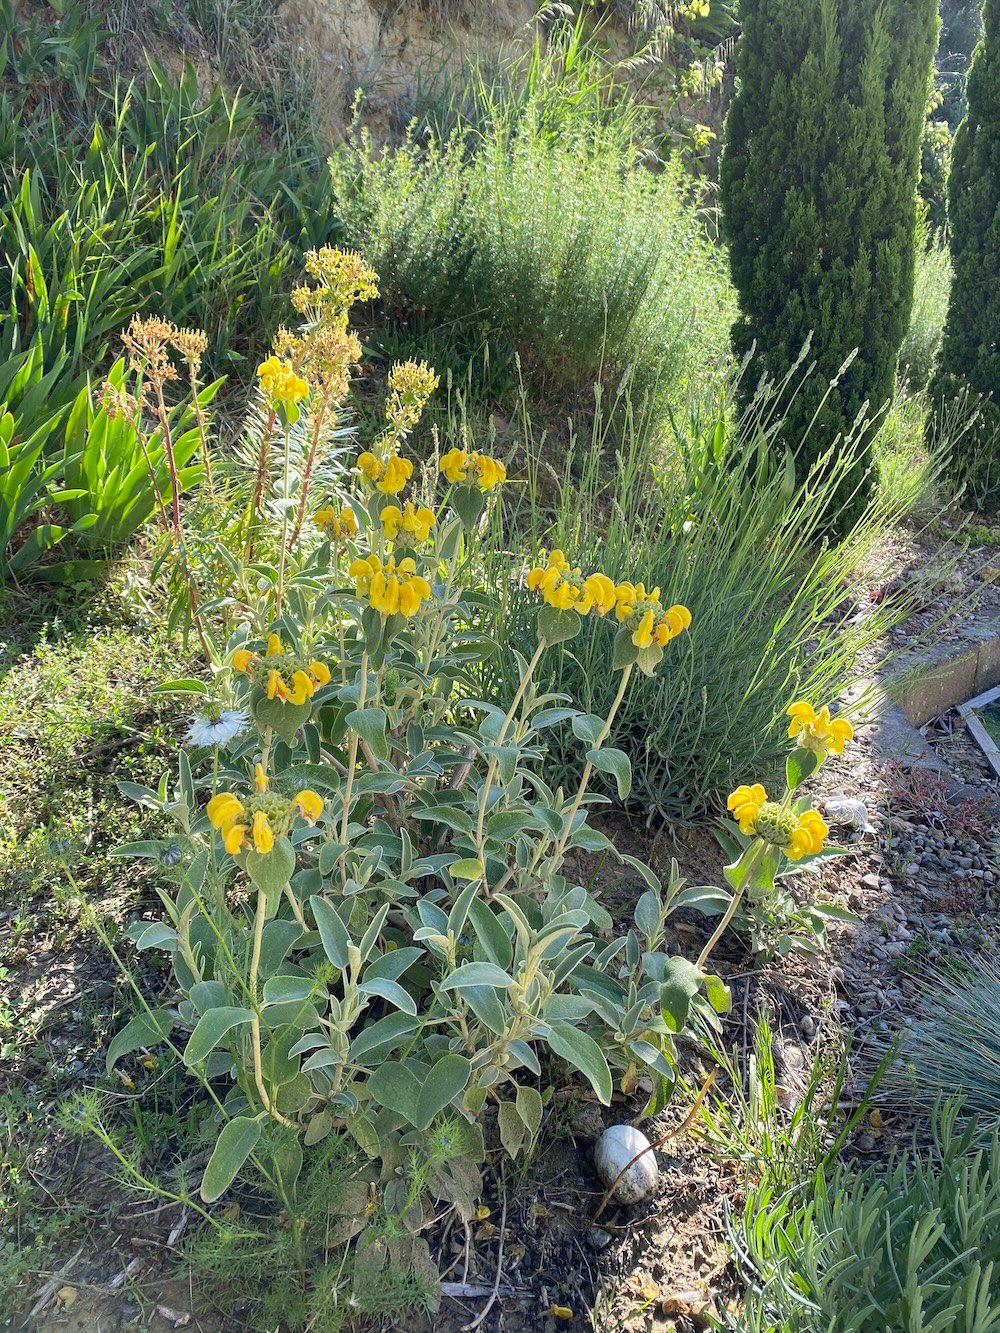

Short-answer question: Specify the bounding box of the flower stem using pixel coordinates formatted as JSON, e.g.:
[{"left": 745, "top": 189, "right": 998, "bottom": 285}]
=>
[
  {"left": 339, "top": 650, "right": 368, "bottom": 883},
  {"left": 696, "top": 840, "right": 767, "bottom": 972},
  {"left": 474, "top": 639, "right": 546, "bottom": 860},
  {"left": 249, "top": 888, "right": 294, "bottom": 1127},
  {"left": 551, "top": 662, "right": 634, "bottom": 866}
]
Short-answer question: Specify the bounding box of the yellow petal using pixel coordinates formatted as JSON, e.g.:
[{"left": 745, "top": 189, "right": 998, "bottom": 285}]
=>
[
  {"left": 252, "top": 811, "right": 275, "bottom": 854},
  {"left": 232, "top": 648, "right": 254, "bottom": 674},
  {"left": 254, "top": 764, "right": 269, "bottom": 793},
  {"left": 207, "top": 793, "right": 244, "bottom": 829},
  {"left": 293, "top": 789, "right": 324, "bottom": 824},
  {"left": 309, "top": 660, "right": 331, "bottom": 686},
  {"left": 266, "top": 633, "right": 284, "bottom": 657},
  {"left": 223, "top": 822, "right": 247, "bottom": 855}
]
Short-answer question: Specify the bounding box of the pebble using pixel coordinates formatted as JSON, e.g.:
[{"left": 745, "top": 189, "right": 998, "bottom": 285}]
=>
[
  {"left": 594, "top": 1125, "right": 659, "bottom": 1204},
  {"left": 800, "top": 1015, "right": 817, "bottom": 1038},
  {"left": 856, "top": 1133, "right": 876, "bottom": 1152},
  {"left": 586, "top": 1226, "right": 613, "bottom": 1251},
  {"left": 861, "top": 873, "right": 881, "bottom": 890}
]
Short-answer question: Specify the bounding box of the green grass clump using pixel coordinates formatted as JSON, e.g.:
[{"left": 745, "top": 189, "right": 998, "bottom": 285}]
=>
[
  {"left": 484, "top": 380, "right": 923, "bottom": 823},
  {"left": 878, "top": 952, "right": 1000, "bottom": 1138},
  {"left": 328, "top": 23, "right": 733, "bottom": 419},
  {"left": 728, "top": 1102, "right": 1000, "bottom": 1333}
]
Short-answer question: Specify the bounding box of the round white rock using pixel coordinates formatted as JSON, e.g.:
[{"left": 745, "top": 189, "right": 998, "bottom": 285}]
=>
[{"left": 593, "top": 1124, "right": 659, "bottom": 1204}]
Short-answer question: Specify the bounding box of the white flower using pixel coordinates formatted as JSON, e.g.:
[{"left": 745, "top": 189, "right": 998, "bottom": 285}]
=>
[{"left": 186, "top": 710, "right": 249, "bottom": 747}]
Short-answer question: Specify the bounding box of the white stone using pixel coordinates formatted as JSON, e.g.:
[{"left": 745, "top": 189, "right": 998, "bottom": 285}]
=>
[{"left": 593, "top": 1125, "right": 659, "bottom": 1204}]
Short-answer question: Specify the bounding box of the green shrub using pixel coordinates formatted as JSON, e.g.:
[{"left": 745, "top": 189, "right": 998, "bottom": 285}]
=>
[
  {"left": 483, "top": 379, "right": 925, "bottom": 823},
  {"left": 728, "top": 1101, "right": 1000, "bottom": 1333},
  {"left": 98, "top": 253, "right": 740, "bottom": 1319},
  {"left": 900, "top": 221, "right": 953, "bottom": 393},
  {"left": 721, "top": 0, "right": 940, "bottom": 528},
  {"left": 931, "top": 0, "right": 1000, "bottom": 509},
  {"left": 328, "top": 29, "right": 733, "bottom": 414},
  {"left": 879, "top": 954, "right": 1000, "bottom": 1139}
]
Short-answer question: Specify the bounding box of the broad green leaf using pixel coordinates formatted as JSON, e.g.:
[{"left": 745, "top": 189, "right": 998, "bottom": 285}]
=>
[
  {"left": 571, "top": 713, "right": 605, "bottom": 745},
  {"left": 515, "top": 1084, "right": 543, "bottom": 1138},
  {"left": 660, "top": 957, "right": 703, "bottom": 1033},
  {"left": 346, "top": 706, "right": 389, "bottom": 761},
  {"left": 358, "top": 977, "right": 417, "bottom": 1016},
  {"left": 200, "top": 1116, "right": 261, "bottom": 1202},
  {"left": 449, "top": 857, "right": 484, "bottom": 881},
  {"left": 414, "top": 1053, "right": 472, "bottom": 1129},
  {"left": 536, "top": 605, "right": 582, "bottom": 645},
  {"left": 244, "top": 839, "right": 295, "bottom": 907},
  {"left": 183, "top": 1006, "right": 254, "bottom": 1066},
  {"left": 673, "top": 883, "right": 730, "bottom": 917},
  {"left": 786, "top": 745, "right": 821, "bottom": 792},
  {"left": 440, "top": 962, "right": 513, "bottom": 991},
  {"left": 544, "top": 1022, "right": 612, "bottom": 1105},
  {"left": 106, "top": 1009, "right": 173, "bottom": 1074},
  {"left": 367, "top": 1061, "right": 421, "bottom": 1122},
  {"left": 468, "top": 899, "right": 513, "bottom": 970},
  {"left": 498, "top": 1101, "right": 525, "bottom": 1158},
  {"left": 585, "top": 746, "right": 631, "bottom": 800},
  {"left": 311, "top": 894, "right": 350, "bottom": 969}
]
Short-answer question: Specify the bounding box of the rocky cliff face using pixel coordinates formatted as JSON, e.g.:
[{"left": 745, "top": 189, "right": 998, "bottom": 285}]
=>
[{"left": 278, "top": 0, "right": 540, "bottom": 142}]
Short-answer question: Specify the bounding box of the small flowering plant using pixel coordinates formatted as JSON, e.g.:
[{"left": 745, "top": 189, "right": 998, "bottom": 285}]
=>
[
  {"left": 696, "top": 700, "right": 858, "bottom": 961},
  {"left": 109, "top": 252, "right": 731, "bottom": 1305}
]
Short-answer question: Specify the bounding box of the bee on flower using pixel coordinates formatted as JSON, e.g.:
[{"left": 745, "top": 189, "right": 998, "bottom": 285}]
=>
[
  {"left": 350, "top": 553, "right": 432, "bottom": 618},
  {"left": 256, "top": 356, "right": 309, "bottom": 408},
  {"left": 315, "top": 505, "right": 359, "bottom": 541},
  {"left": 380, "top": 501, "right": 436, "bottom": 545},
  {"left": 207, "top": 772, "right": 324, "bottom": 858},
  {"left": 357, "top": 450, "right": 413, "bottom": 496},
  {"left": 786, "top": 701, "right": 854, "bottom": 757},
  {"left": 232, "top": 634, "right": 332, "bottom": 706},
  {"left": 726, "top": 784, "right": 829, "bottom": 860},
  {"left": 439, "top": 447, "right": 507, "bottom": 492},
  {"left": 526, "top": 551, "right": 619, "bottom": 615}
]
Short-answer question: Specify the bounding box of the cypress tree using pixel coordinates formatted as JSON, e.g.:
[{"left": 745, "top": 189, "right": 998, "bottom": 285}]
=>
[
  {"left": 721, "top": 0, "right": 939, "bottom": 525},
  {"left": 931, "top": 0, "right": 1000, "bottom": 504}
]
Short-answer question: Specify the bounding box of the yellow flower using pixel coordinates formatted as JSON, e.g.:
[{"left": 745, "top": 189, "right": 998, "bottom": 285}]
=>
[
  {"left": 381, "top": 501, "right": 436, "bottom": 544},
  {"left": 440, "top": 447, "right": 470, "bottom": 484},
  {"left": 615, "top": 580, "right": 691, "bottom": 649},
  {"left": 727, "top": 783, "right": 767, "bottom": 835},
  {"left": 315, "top": 505, "right": 359, "bottom": 541},
  {"left": 786, "top": 700, "right": 854, "bottom": 756},
  {"left": 266, "top": 634, "right": 284, "bottom": 657},
  {"left": 207, "top": 793, "right": 244, "bottom": 830},
  {"left": 293, "top": 790, "right": 324, "bottom": 824},
  {"left": 526, "top": 552, "right": 627, "bottom": 618},
  {"left": 232, "top": 648, "right": 254, "bottom": 674},
  {"left": 286, "top": 669, "right": 316, "bottom": 706},
  {"left": 472, "top": 453, "right": 506, "bottom": 491},
  {"left": 351, "top": 553, "right": 432, "bottom": 618},
  {"left": 439, "top": 448, "right": 506, "bottom": 491},
  {"left": 256, "top": 356, "right": 309, "bottom": 407},
  {"left": 254, "top": 764, "right": 269, "bottom": 793},
  {"left": 267, "top": 668, "right": 289, "bottom": 701},
  {"left": 583, "top": 573, "right": 618, "bottom": 616},
  {"left": 787, "top": 809, "right": 829, "bottom": 860},
  {"left": 357, "top": 450, "right": 413, "bottom": 495}
]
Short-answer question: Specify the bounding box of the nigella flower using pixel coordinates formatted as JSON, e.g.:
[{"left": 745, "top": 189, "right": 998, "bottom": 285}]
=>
[{"left": 186, "top": 709, "right": 249, "bottom": 748}]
